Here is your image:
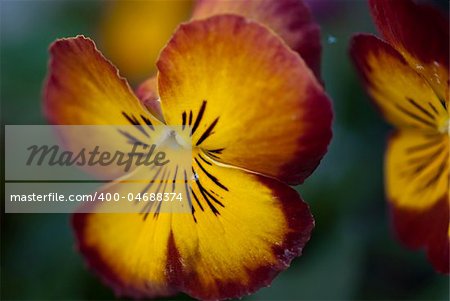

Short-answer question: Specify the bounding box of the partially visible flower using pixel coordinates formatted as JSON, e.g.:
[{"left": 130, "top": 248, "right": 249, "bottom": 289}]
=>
[
  {"left": 44, "top": 15, "right": 332, "bottom": 301},
  {"left": 351, "top": 0, "right": 449, "bottom": 273},
  {"left": 99, "top": 0, "right": 193, "bottom": 82}
]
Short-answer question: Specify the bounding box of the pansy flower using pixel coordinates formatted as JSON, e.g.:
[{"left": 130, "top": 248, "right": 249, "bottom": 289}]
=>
[
  {"left": 350, "top": 0, "right": 449, "bottom": 273},
  {"left": 44, "top": 12, "right": 332, "bottom": 301}
]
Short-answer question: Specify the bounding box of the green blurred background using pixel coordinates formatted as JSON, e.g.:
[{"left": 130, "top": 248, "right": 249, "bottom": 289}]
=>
[{"left": 1, "top": 0, "right": 449, "bottom": 300}]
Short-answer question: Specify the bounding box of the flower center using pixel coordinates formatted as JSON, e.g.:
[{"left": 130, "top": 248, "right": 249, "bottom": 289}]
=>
[{"left": 160, "top": 127, "right": 190, "bottom": 149}]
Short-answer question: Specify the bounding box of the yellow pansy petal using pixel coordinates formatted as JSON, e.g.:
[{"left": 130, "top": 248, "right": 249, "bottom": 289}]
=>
[
  {"left": 44, "top": 36, "right": 162, "bottom": 178},
  {"left": 192, "top": 0, "right": 322, "bottom": 78},
  {"left": 351, "top": 34, "right": 448, "bottom": 132},
  {"left": 386, "top": 130, "right": 449, "bottom": 210},
  {"left": 386, "top": 130, "right": 449, "bottom": 273},
  {"left": 72, "top": 165, "right": 188, "bottom": 298},
  {"left": 73, "top": 152, "right": 314, "bottom": 300},
  {"left": 99, "top": 0, "right": 192, "bottom": 82},
  {"left": 369, "top": 0, "right": 449, "bottom": 101},
  {"left": 158, "top": 15, "right": 332, "bottom": 184},
  {"left": 171, "top": 152, "right": 313, "bottom": 300}
]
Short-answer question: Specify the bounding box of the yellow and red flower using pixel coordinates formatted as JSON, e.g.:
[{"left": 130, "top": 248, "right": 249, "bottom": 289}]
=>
[
  {"left": 44, "top": 5, "right": 332, "bottom": 301},
  {"left": 351, "top": 0, "right": 449, "bottom": 273}
]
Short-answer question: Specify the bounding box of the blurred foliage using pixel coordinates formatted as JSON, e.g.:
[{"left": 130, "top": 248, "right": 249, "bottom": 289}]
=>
[{"left": 1, "top": 0, "right": 448, "bottom": 300}]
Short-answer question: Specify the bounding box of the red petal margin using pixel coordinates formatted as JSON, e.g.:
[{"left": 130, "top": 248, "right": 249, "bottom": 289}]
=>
[
  {"left": 281, "top": 84, "right": 333, "bottom": 185},
  {"left": 261, "top": 0, "right": 322, "bottom": 79},
  {"left": 369, "top": 0, "right": 449, "bottom": 68},
  {"left": 390, "top": 197, "right": 449, "bottom": 274},
  {"left": 167, "top": 177, "right": 314, "bottom": 301}
]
